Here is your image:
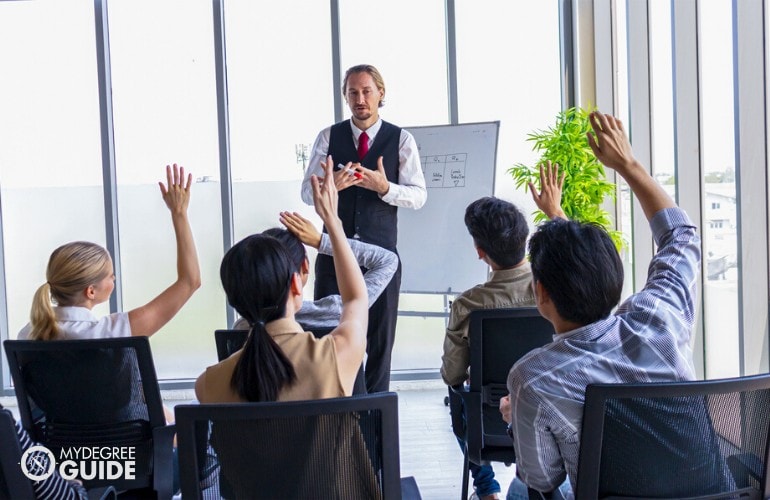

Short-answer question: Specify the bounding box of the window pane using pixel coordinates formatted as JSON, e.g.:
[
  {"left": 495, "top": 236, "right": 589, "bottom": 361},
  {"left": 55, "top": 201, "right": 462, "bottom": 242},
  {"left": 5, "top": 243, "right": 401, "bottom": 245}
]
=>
[
  {"left": 108, "top": 0, "right": 224, "bottom": 379},
  {"left": 225, "top": 0, "right": 332, "bottom": 248},
  {"left": 0, "top": 0, "right": 107, "bottom": 339},
  {"left": 339, "top": 0, "right": 449, "bottom": 127},
  {"left": 649, "top": 1, "right": 676, "bottom": 191},
  {"left": 456, "top": 0, "right": 562, "bottom": 218},
  {"left": 699, "top": 0, "right": 739, "bottom": 378}
]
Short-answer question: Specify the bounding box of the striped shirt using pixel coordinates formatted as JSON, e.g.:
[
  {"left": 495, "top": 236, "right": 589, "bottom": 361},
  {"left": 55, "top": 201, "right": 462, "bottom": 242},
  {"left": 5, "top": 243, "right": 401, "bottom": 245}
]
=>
[{"left": 507, "top": 207, "right": 700, "bottom": 493}]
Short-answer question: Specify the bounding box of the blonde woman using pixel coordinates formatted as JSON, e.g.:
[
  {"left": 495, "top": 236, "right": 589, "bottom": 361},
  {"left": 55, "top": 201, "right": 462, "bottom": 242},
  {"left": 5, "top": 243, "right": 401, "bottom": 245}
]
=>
[{"left": 19, "top": 164, "right": 200, "bottom": 341}]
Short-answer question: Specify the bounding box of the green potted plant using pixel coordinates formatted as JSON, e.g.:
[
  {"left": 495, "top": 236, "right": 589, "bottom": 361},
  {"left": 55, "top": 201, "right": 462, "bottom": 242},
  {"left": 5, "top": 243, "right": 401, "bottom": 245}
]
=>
[{"left": 508, "top": 106, "right": 624, "bottom": 249}]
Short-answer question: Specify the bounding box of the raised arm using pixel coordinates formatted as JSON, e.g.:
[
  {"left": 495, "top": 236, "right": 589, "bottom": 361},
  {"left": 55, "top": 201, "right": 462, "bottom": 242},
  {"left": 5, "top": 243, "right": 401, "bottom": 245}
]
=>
[
  {"left": 311, "top": 157, "right": 368, "bottom": 395},
  {"left": 587, "top": 111, "right": 676, "bottom": 220},
  {"left": 128, "top": 164, "right": 201, "bottom": 336}
]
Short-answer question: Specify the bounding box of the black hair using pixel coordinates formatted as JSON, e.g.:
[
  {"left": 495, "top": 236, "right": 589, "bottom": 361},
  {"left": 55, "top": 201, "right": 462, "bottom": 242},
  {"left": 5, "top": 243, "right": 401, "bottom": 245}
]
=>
[
  {"left": 528, "top": 218, "right": 623, "bottom": 325},
  {"left": 464, "top": 197, "right": 529, "bottom": 268},
  {"left": 262, "top": 228, "right": 306, "bottom": 272},
  {"left": 220, "top": 234, "right": 297, "bottom": 402}
]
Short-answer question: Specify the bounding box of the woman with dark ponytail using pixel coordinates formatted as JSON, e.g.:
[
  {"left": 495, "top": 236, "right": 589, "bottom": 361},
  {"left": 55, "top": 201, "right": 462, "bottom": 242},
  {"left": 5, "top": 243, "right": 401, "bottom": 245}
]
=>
[{"left": 196, "top": 156, "right": 368, "bottom": 401}]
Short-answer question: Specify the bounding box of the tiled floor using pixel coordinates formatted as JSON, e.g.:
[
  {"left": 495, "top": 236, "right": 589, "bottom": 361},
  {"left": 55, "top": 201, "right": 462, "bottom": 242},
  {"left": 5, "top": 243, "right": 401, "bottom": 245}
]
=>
[{"left": 396, "top": 385, "right": 517, "bottom": 500}]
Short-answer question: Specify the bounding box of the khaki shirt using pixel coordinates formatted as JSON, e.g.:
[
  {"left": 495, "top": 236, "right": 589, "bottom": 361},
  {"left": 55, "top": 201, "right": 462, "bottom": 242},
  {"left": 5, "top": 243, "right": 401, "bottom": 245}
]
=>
[
  {"left": 198, "top": 317, "right": 345, "bottom": 402},
  {"left": 440, "top": 264, "right": 536, "bottom": 386}
]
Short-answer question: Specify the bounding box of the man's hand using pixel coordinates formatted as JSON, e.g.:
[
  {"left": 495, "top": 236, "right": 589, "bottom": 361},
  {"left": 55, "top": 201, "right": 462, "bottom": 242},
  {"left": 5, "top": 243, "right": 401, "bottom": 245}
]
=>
[
  {"left": 499, "top": 394, "right": 512, "bottom": 425},
  {"left": 586, "top": 111, "right": 637, "bottom": 174},
  {"left": 354, "top": 156, "right": 390, "bottom": 195},
  {"left": 529, "top": 161, "right": 566, "bottom": 220},
  {"left": 279, "top": 211, "right": 322, "bottom": 249},
  {"left": 332, "top": 160, "right": 364, "bottom": 191}
]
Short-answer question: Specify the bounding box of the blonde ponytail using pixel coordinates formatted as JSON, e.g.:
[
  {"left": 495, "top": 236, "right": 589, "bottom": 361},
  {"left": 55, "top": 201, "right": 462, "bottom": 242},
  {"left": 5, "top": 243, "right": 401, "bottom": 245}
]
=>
[
  {"left": 29, "top": 282, "right": 59, "bottom": 340},
  {"left": 28, "top": 242, "right": 112, "bottom": 341}
]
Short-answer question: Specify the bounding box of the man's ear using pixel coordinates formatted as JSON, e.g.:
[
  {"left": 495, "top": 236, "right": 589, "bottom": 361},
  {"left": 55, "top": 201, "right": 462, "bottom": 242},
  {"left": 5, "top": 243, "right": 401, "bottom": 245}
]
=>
[{"left": 534, "top": 280, "right": 551, "bottom": 305}]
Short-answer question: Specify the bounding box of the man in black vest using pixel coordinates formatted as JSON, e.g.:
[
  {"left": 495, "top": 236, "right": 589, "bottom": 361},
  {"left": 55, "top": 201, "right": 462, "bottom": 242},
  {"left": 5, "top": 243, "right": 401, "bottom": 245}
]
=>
[{"left": 301, "top": 64, "right": 427, "bottom": 393}]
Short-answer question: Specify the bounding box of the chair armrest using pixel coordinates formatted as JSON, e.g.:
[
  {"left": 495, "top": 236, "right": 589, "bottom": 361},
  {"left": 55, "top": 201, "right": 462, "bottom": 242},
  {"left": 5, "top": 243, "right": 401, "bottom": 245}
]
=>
[
  {"left": 86, "top": 485, "right": 117, "bottom": 500},
  {"left": 152, "top": 424, "right": 177, "bottom": 500}
]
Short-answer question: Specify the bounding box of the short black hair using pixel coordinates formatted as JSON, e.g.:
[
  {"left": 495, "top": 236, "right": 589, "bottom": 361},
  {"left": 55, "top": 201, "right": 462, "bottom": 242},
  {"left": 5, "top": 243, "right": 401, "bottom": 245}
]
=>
[
  {"left": 262, "top": 228, "right": 306, "bottom": 273},
  {"left": 528, "top": 218, "right": 623, "bottom": 325},
  {"left": 464, "top": 197, "right": 529, "bottom": 268}
]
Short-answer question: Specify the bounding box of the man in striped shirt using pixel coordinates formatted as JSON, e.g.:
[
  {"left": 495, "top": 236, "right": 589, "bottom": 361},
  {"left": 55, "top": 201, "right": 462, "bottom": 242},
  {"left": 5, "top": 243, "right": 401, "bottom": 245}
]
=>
[{"left": 502, "top": 111, "right": 701, "bottom": 497}]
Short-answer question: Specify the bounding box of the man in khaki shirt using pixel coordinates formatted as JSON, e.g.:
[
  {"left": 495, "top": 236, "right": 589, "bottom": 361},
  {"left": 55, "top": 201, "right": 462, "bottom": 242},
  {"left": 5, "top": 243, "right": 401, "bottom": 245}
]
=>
[{"left": 440, "top": 196, "right": 536, "bottom": 500}]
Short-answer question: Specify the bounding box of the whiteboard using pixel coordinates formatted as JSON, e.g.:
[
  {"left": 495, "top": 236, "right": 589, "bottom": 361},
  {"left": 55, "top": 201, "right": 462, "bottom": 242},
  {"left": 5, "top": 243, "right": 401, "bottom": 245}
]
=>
[{"left": 399, "top": 121, "right": 499, "bottom": 294}]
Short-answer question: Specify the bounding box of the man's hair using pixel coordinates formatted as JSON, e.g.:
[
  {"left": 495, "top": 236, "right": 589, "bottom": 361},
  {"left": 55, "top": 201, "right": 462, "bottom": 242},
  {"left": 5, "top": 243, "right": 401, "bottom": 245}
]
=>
[
  {"left": 464, "top": 196, "right": 528, "bottom": 268},
  {"left": 342, "top": 64, "right": 386, "bottom": 108},
  {"left": 528, "top": 218, "right": 623, "bottom": 325}
]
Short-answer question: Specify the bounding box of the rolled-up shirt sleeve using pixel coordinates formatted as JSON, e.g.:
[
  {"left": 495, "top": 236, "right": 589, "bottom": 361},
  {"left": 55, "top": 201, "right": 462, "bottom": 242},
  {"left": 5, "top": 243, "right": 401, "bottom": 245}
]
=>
[{"left": 380, "top": 130, "right": 427, "bottom": 209}]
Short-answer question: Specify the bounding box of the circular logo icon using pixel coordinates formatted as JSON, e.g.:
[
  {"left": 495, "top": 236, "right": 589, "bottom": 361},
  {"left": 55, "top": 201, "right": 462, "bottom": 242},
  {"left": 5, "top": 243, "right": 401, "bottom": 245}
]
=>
[{"left": 20, "top": 445, "right": 56, "bottom": 481}]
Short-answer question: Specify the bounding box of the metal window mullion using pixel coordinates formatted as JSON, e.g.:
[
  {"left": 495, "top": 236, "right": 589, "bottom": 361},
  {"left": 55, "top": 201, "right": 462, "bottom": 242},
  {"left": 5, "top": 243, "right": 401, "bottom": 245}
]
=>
[
  {"left": 94, "top": 0, "right": 122, "bottom": 314},
  {"left": 559, "top": 0, "right": 576, "bottom": 109},
  {"left": 445, "top": 0, "right": 458, "bottom": 125},
  {"left": 672, "top": 0, "right": 705, "bottom": 377},
  {"left": 330, "top": 0, "right": 342, "bottom": 122},
  {"left": 732, "top": 0, "right": 769, "bottom": 375},
  {"left": 212, "top": 0, "right": 234, "bottom": 328},
  {"left": 625, "top": 0, "right": 654, "bottom": 292}
]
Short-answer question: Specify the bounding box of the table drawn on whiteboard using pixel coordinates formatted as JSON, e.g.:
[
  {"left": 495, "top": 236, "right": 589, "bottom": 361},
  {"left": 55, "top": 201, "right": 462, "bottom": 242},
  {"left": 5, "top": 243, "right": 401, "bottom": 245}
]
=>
[{"left": 420, "top": 153, "right": 467, "bottom": 188}]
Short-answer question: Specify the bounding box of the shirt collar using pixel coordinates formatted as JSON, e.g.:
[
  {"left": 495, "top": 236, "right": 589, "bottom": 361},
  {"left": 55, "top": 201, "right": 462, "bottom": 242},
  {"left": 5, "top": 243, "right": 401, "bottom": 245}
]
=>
[
  {"left": 350, "top": 118, "right": 382, "bottom": 141},
  {"left": 54, "top": 306, "right": 99, "bottom": 322},
  {"left": 555, "top": 315, "right": 618, "bottom": 342},
  {"left": 488, "top": 262, "right": 532, "bottom": 282},
  {"left": 265, "top": 317, "right": 306, "bottom": 336}
]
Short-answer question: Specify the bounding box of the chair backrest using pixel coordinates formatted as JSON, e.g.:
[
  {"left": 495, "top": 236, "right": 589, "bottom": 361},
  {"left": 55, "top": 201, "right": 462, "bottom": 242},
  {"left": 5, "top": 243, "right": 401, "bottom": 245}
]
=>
[
  {"left": 467, "top": 307, "right": 554, "bottom": 452},
  {"left": 3, "top": 337, "right": 167, "bottom": 492},
  {"left": 176, "top": 392, "right": 402, "bottom": 500},
  {"left": 214, "top": 329, "right": 249, "bottom": 361},
  {"left": 215, "top": 326, "right": 337, "bottom": 361},
  {"left": 0, "top": 409, "right": 35, "bottom": 500},
  {"left": 576, "top": 374, "right": 770, "bottom": 499}
]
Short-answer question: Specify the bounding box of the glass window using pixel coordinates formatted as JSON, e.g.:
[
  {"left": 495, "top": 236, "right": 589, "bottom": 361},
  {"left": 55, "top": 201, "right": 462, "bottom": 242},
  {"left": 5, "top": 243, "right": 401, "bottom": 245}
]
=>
[
  {"left": 108, "top": 0, "right": 225, "bottom": 379},
  {"left": 224, "top": 0, "right": 335, "bottom": 306},
  {"left": 339, "top": 0, "right": 449, "bottom": 127},
  {"left": 0, "top": 0, "right": 107, "bottom": 340},
  {"left": 699, "top": 0, "right": 739, "bottom": 378},
  {"left": 455, "top": 0, "right": 562, "bottom": 221},
  {"left": 649, "top": 1, "right": 676, "bottom": 192}
]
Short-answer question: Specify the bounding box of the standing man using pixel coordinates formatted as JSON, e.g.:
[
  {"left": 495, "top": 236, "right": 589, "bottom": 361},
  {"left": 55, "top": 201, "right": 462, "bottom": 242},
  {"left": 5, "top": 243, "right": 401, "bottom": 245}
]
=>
[{"left": 301, "top": 64, "right": 427, "bottom": 393}]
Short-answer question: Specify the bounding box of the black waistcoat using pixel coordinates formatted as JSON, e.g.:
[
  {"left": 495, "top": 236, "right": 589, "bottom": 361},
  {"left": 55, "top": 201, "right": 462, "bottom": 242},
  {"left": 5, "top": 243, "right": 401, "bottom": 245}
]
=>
[{"left": 327, "top": 120, "right": 401, "bottom": 250}]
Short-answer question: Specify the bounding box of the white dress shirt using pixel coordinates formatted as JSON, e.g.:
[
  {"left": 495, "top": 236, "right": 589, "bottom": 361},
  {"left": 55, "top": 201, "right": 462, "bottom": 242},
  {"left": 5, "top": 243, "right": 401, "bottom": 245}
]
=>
[
  {"left": 18, "top": 306, "right": 131, "bottom": 339},
  {"left": 301, "top": 118, "right": 427, "bottom": 210}
]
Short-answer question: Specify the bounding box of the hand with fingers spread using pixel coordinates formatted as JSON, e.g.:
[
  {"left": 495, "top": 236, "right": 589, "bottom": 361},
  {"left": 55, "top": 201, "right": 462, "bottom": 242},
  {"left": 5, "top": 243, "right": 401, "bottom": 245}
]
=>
[
  {"left": 353, "top": 156, "right": 390, "bottom": 195},
  {"left": 586, "top": 111, "right": 637, "bottom": 174},
  {"left": 158, "top": 163, "right": 192, "bottom": 215},
  {"left": 279, "top": 211, "right": 323, "bottom": 249},
  {"left": 529, "top": 161, "right": 566, "bottom": 220}
]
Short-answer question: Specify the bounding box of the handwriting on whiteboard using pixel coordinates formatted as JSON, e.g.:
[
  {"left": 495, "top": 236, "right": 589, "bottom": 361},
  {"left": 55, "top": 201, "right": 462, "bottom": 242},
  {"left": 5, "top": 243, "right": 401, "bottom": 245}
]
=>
[{"left": 420, "top": 153, "right": 467, "bottom": 188}]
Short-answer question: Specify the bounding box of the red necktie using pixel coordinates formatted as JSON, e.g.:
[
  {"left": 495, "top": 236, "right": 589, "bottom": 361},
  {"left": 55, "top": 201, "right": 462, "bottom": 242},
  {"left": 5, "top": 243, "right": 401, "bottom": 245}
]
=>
[{"left": 357, "top": 131, "right": 369, "bottom": 161}]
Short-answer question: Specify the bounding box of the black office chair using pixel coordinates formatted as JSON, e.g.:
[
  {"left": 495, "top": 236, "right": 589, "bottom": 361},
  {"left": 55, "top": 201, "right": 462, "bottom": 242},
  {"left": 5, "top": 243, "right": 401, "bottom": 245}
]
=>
[
  {"left": 3, "top": 337, "right": 176, "bottom": 499},
  {"left": 574, "top": 374, "right": 770, "bottom": 499},
  {"left": 175, "top": 392, "right": 420, "bottom": 499},
  {"left": 447, "top": 307, "right": 555, "bottom": 500}
]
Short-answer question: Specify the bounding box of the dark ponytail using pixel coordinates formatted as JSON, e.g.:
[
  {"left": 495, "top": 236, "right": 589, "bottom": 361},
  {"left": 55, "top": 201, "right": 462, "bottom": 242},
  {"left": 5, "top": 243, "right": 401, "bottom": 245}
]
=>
[{"left": 220, "top": 235, "right": 297, "bottom": 402}]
